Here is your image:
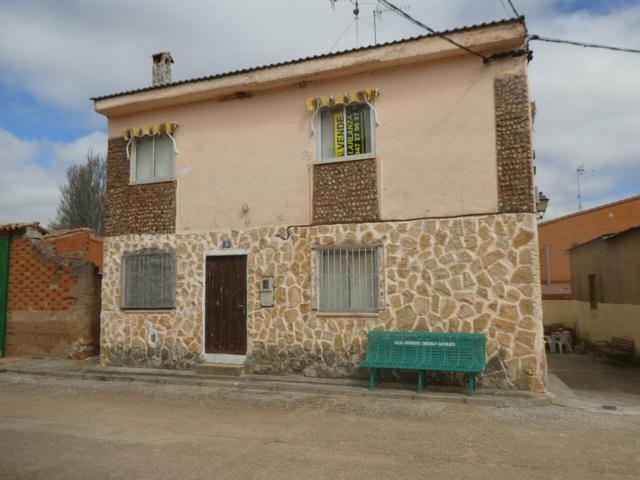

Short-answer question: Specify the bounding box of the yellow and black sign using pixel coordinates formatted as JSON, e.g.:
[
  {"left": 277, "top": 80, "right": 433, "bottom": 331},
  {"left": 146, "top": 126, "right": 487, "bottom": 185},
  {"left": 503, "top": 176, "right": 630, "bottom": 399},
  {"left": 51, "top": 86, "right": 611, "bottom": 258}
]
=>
[
  {"left": 333, "top": 110, "right": 345, "bottom": 157},
  {"left": 333, "top": 108, "right": 365, "bottom": 157}
]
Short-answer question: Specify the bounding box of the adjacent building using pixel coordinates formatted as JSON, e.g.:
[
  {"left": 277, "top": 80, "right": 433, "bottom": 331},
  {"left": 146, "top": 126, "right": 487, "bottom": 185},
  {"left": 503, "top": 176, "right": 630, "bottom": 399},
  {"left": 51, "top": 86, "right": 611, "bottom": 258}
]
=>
[
  {"left": 538, "top": 195, "right": 640, "bottom": 326},
  {"left": 569, "top": 227, "right": 640, "bottom": 361},
  {"left": 93, "top": 18, "right": 546, "bottom": 390},
  {"left": 0, "top": 223, "right": 103, "bottom": 358}
]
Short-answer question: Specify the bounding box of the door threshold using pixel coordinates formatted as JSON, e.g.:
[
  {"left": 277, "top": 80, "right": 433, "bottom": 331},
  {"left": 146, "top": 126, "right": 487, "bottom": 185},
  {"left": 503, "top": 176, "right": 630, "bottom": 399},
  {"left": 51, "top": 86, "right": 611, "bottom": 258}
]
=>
[{"left": 202, "top": 354, "right": 246, "bottom": 365}]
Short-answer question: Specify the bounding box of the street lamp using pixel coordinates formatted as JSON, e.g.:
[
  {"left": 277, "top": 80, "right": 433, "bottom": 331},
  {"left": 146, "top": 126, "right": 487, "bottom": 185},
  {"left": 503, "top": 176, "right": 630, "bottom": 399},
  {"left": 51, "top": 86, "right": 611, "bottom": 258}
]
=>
[{"left": 537, "top": 191, "right": 549, "bottom": 219}]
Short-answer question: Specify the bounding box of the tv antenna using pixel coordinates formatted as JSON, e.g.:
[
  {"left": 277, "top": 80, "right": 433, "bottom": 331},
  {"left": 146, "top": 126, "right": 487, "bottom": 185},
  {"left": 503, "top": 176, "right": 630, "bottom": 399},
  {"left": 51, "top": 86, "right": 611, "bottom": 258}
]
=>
[
  {"left": 576, "top": 165, "right": 595, "bottom": 211},
  {"left": 329, "top": 0, "right": 409, "bottom": 47},
  {"left": 372, "top": 2, "right": 410, "bottom": 44}
]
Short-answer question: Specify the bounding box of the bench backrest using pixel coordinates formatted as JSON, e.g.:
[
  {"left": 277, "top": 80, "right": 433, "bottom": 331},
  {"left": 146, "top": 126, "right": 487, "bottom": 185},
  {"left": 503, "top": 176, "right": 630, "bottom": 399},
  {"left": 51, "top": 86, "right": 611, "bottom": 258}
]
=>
[
  {"left": 611, "top": 337, "right": 634, "bottom": 351},
  {"left": 365, "top": 331, "right": 486, "bottom": 373}
]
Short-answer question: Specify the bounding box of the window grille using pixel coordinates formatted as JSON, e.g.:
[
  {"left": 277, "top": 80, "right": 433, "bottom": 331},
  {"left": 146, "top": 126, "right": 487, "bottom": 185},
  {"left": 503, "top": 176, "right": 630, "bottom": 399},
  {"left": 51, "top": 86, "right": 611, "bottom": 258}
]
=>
[
  {"left": 317, "top": 246, "right": 379, "bottom": 313},
  {"left": 122, "top": 250, "right": 176, "bottom": 309}
]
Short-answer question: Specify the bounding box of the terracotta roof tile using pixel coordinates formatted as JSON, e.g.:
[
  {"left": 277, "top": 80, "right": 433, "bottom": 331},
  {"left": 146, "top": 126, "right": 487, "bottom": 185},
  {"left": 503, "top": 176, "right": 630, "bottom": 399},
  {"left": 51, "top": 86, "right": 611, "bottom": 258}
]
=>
[{"left": 0, "top": 222, "right": 48, "bottom": 235}]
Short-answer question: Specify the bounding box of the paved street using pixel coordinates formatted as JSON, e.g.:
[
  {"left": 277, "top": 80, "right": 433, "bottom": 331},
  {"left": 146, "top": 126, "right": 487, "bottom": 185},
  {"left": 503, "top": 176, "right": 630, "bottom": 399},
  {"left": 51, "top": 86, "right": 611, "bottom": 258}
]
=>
[{"left": 0, "top": 372, "right": 639, "bottom": 480}]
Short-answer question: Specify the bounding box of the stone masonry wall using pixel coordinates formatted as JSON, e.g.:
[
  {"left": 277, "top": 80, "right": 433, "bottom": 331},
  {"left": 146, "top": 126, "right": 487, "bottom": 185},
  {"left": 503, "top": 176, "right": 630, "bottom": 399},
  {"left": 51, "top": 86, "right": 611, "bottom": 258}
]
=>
[
  {"left": 312, "top": 158, "right": 380, "bottom": 225},
  {"left": 105, "top": 137, "right": 176, "bottom": 237},
  {"left": 101, "top": 212, "right": 545, "bottom": 391},
  {"left": 495, "top": 74, "right": 535, "bottom": 213}
]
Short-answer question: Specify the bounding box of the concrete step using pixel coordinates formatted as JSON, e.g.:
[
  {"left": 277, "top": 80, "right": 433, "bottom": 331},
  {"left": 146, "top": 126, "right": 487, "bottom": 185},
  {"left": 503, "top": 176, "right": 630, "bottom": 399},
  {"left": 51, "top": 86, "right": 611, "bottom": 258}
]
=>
[{"left": 197, "top": 363, "right": 244, "bottom": 377}]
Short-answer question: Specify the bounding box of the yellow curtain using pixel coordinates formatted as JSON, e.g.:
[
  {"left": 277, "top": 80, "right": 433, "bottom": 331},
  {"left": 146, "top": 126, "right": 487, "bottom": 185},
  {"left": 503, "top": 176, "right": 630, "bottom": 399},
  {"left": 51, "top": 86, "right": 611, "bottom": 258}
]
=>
[
  {"left": 306, "top": 88, "right": 379, "bottom": 111},
  {"left": 122, "top": 122, "right": 177, "bottom": 140}
]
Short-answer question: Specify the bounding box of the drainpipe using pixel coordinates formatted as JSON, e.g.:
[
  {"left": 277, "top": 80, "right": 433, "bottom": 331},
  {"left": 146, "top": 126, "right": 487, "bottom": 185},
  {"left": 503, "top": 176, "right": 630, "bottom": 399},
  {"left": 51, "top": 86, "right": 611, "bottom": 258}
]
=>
[{"left": 0, "top": 235, "right": 10, "bottom": 357}]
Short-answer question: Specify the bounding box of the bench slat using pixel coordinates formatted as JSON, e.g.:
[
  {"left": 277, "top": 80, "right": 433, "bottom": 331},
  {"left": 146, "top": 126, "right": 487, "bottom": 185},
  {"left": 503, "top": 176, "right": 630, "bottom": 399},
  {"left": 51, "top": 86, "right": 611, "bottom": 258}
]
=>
[{"left": 360, "top": 331, "right": 486, "bottom": 373}]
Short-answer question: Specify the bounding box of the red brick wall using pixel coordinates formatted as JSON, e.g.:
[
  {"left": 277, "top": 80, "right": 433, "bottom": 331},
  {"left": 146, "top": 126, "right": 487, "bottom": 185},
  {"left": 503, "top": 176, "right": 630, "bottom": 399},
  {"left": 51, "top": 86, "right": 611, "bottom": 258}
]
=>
[
  {"left": 6, "top": 230, "right": 103, "bottom": 358},
  {"left": 7, "top": 238, "right": 77, "bottom": 312},
  {"left": 538, "top": 196, "right": 640, "bottom": 286},
  {"left": 47, "top": 230, "right": 104, "bottom": 271}
]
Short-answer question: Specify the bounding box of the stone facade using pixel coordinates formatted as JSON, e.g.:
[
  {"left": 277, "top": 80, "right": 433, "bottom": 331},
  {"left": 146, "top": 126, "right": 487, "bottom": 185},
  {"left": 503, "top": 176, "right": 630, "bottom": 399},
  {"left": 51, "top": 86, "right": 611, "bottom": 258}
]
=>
[
  {"left": 312, "top": 158, "right": 380, "bottom": 225},
  {"left": 101, "top": 212, "right": 545, "bottom": 391},
  {"left": 495, "top": 74, "right": 535, "bottom": 213},
  {"left": 105, "top": 137, "right": 176, "bottom": 237}
]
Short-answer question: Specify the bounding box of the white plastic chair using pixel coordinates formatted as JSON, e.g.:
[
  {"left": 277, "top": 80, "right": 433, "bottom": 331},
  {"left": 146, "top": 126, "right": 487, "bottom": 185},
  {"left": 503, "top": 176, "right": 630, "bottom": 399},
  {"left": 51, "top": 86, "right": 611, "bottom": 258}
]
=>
[{"left": 552, "top": 331, "right": 573, "bottom": 353}]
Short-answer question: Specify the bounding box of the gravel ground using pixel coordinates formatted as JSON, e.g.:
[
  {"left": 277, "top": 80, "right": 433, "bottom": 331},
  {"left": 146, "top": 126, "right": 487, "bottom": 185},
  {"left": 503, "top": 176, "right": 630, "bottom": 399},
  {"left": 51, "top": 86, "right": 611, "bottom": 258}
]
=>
[{"left": 0, "top": 373, "right": 638, "bottom": 480}]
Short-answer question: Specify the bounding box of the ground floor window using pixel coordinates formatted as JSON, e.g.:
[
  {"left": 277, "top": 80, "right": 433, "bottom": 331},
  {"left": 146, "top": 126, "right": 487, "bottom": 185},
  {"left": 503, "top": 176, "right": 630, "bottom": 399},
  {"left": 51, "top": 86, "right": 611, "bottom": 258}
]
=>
[
  {"left": 121, "top": 250, "right": 176, "bottom": 309},
  {"left": 317, "top": 246, "right": 379, "bottom": 313}
]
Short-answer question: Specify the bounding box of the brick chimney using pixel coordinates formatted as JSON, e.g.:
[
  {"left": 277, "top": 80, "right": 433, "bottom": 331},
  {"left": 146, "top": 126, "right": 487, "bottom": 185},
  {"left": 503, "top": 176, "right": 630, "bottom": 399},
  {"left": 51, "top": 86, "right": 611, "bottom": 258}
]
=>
[{"left": 152, "top": 52, "right": 174, "bottom": 87}]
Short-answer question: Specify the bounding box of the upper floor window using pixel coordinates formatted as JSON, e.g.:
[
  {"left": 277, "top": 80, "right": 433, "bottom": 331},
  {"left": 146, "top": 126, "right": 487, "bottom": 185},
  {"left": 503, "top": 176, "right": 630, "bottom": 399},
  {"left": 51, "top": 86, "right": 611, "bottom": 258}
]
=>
[
  {"left": 319, "top": 103, "right": 374, "bottom": 162},
  {"left": 132, "top": 133, "right": 174, "bottom": 183}
]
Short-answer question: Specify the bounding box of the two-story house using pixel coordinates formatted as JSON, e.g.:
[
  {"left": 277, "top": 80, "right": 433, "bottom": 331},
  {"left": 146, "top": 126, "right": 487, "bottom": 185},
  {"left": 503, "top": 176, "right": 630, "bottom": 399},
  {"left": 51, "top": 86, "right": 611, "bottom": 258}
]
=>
[{"left": 93, "top": 17, "right": 546, "bottom": 391}]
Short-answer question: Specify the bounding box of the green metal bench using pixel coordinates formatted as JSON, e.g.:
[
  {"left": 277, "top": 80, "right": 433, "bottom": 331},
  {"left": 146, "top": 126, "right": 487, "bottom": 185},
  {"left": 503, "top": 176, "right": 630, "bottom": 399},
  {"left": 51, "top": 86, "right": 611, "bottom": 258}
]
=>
[{"left": 360, "top": 331, "right": 486, "bottom": 395}]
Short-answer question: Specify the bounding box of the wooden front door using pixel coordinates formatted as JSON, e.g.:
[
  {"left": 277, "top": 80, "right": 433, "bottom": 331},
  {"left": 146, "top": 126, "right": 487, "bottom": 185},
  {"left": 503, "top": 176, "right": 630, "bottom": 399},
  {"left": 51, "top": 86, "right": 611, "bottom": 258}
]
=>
[{"left": 204, "top": 255, "right": 247, "bottom": 354}]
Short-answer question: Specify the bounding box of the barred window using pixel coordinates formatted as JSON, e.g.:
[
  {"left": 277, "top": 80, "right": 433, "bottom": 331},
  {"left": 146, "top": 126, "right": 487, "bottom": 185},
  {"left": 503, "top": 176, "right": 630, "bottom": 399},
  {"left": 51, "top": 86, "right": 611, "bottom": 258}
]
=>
[
  {"left": 318, "top": 246, "right": 379, "bottom": 313},
  {"left": 122, "top": 250, "right": 176, "bottom": 309}
]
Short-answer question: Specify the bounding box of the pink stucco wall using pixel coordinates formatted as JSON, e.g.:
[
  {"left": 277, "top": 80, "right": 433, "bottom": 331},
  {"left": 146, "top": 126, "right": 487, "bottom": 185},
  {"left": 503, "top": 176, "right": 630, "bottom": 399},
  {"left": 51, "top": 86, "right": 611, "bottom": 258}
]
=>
[{"left": 105, "top": 27, "right": 527, "bottom": 232}]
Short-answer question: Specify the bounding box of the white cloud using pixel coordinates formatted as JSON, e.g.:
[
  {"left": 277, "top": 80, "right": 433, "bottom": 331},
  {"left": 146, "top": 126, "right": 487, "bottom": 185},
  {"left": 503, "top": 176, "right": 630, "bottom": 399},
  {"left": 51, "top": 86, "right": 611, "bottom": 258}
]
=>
[
  {"left": 49, "top": 131, "right": 108, "bottom": 167},
  {"left": 0, "top": 1, "right": 638, "bottom": 220},
  {"left": 527, "top": 4, "right": 640, "bottom": 217},
  {"left": 0, "top": 128, "right": 107, "bottom": 224}
]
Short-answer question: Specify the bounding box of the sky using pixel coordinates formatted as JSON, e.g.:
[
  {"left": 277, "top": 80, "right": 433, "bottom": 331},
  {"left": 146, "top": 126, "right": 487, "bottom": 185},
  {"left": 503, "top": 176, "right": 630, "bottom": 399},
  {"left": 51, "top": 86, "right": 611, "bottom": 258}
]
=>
[{"left": 0, "top": 0, "right": 639, "bottom": 225}]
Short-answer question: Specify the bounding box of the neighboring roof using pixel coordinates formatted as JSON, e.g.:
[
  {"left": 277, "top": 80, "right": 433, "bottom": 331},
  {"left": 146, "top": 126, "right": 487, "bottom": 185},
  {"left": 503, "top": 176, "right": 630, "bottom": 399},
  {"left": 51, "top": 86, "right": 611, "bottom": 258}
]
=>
[
  {"left": 569, "top": 225, "right": 640, "bottom": 251},
  {"left": 0, "top": 222, "right": 48, "bottom": 235},
  {"left": 92, "top": 17, "right": 524, "bottom": 102},
  {"left": 539, "top": 194, "right": 640, "bottom": 227},
  {"left": 43, "top": 228, "right": 103, "bottom": 241}
]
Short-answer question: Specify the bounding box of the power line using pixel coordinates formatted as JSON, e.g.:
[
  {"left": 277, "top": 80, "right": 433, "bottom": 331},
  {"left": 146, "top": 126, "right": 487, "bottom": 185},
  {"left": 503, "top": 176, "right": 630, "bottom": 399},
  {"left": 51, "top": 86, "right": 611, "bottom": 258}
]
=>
[
  {"left": 498, "top": 0, "right": 511, "bottom": 17},
  {"left": 529, "top": 34, "right": 640, "bottom": 54},
  {"left": 506, "top": 0, "right": 519, "bottom": 17},
  {"left": 377, "top": 0, "right": 491, "bottom": 63},
  {"left": 330, "top": 18, "right": 356, "bottom": 51}
]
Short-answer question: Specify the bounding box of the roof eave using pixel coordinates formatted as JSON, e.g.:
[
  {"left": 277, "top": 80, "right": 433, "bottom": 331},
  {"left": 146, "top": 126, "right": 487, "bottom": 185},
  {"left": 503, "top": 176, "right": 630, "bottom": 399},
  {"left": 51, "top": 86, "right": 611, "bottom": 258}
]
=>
[{"left": 94, "top": 19, "right": 526, "bottom": 117}]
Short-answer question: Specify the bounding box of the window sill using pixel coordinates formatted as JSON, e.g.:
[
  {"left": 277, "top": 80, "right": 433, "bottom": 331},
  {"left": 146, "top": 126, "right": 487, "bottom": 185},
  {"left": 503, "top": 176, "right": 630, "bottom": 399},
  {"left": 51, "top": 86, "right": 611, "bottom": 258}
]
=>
[
  {"left": 315, "top": 154, "right": 375, "bottom": 166},
  {"left": 121, "top": 308, "right": 176, "bottom": 313},
  {"left": 129, "top": 177, "right": 176, "bottom": 186},
  {"left": 314, "top": 311, "right": 379, "bottom": 318}
]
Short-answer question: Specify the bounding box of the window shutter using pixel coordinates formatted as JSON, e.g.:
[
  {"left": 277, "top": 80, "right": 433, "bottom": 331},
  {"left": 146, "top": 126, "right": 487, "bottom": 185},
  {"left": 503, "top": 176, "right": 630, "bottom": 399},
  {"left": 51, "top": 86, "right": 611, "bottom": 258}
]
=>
[{"left": 122, "top": 250, "right": 176, "bottom": 309}]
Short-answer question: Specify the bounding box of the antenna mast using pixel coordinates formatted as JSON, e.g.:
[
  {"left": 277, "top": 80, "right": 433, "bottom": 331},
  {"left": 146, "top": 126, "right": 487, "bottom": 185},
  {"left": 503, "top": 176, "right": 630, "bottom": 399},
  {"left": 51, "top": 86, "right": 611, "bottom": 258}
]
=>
[{"left": 353, "top": 0, "right": 360, "bottom": 47}]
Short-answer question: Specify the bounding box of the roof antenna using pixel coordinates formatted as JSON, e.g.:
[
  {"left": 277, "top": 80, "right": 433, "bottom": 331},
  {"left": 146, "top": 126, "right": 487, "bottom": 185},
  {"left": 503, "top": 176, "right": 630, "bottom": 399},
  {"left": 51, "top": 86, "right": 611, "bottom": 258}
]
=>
[
  {"left": 576, "top": 165, "right": 595, "bottom": 211},
  {"left": 354, "top": 1, "right": 360, "bottom": 47},
  {"left": 328, "top": 0, "right": 379, "bottom": 48},
  {"left": 372, "top": 2, "right": 410, "bottom": 45}
]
